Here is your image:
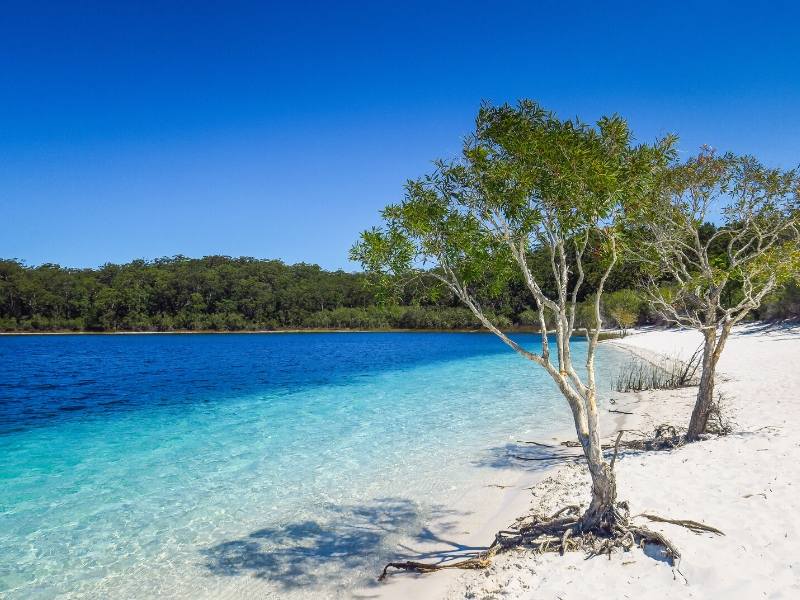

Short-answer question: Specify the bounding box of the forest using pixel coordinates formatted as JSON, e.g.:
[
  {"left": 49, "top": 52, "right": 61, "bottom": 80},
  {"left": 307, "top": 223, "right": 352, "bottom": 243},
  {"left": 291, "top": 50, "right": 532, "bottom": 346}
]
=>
[{"left": 2, "top": 234, "right": 798, "bottom": 333}]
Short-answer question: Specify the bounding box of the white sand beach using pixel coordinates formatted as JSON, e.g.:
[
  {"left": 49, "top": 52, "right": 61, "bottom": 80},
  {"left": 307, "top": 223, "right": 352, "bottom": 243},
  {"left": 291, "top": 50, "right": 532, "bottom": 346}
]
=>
[{"left": 376, "top": 324, "right": 800, "bottom": 600}]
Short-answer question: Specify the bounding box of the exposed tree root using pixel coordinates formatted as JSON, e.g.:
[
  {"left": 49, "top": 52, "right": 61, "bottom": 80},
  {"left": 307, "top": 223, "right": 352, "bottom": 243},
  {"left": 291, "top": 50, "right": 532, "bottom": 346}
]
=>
[
  {"left": 390, "top": 426, "right": 723, "bottom": 583},
  {"left": 617, "top": 424, "right": 686, "bottom": 451},
  {"left": 554, "top": 424, "right": 687, "bottom": 454},
  {"left": 378, "top": 503, "right": 723, "bottom": 581},
  {"left": 511, "top": 426, "right": 686, "bottom": 464}
]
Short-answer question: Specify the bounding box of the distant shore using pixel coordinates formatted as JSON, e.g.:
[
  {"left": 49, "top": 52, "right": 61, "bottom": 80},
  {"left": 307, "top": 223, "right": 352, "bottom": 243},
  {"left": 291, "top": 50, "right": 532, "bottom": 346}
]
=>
[
  {"left": 0, "top": 327, "right": 624, "bottom": 338},
  {"left": 1, "top": 328, "right": 483, "bottom": 335}
]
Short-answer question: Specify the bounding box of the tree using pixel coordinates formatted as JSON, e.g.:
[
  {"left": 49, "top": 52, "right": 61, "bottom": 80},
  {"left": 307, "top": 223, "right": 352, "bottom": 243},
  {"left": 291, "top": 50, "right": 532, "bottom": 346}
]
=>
[
  {"left": 353, "top": 101, "right": 678, "bottom": 566},
  {"left": 603, "top": 289, "right": 645, "bottom": 336},
  {"left": 640, "top": 148, "right": 800, "bottom": 441}
]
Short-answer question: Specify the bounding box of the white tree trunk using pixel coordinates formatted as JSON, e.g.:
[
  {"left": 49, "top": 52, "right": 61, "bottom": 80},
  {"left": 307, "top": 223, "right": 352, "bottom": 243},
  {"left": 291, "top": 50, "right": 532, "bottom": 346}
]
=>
[{"left": 687, "top": 324, "right": 730, "bottom": 441}]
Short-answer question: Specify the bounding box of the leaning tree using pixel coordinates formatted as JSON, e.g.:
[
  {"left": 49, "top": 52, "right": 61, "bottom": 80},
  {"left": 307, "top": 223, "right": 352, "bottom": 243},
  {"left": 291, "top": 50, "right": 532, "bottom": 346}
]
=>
[
  {"left": 353, "top": 102, "right": 714, "bottom": 575},
  {"left": 640, "top": 148, "right": 800, "bottom": 441}
]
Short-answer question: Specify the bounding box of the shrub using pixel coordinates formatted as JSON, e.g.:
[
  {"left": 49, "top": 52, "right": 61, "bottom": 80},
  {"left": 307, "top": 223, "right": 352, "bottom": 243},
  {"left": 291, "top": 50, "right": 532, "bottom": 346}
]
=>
[
  {"left": 602, "top": 289, "right": 645, "bottom": 333},
  {"left": 757, "top": 280, "right": 800, "bottom": 321},
  {"left": 516, "top": 308, "right": 553, "bottom": 329}
]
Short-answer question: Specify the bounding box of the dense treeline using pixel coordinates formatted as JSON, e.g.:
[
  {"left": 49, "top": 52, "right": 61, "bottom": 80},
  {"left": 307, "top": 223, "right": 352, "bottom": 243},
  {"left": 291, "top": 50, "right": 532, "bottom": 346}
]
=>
[
  {"left": 1, "top": 245, "right": 798, "bottom": 332},
  {"left": 0, "top": 256, "right": 511, "bottom": 331}
]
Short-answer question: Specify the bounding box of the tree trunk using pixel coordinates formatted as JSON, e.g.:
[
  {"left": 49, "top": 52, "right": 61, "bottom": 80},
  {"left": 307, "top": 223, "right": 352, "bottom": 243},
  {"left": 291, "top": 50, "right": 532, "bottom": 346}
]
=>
[
  {"left": 686, "top": 329, "right": 718, "bottom": 441},
  {"left": 558, "top": 381, "right": 619, "bottom": 531},
  {"left": 582, "top": 456, "right": 618, "bottom": 531},
  {"left": 580, "top": 396, "right": 618, "bottom": 531}
]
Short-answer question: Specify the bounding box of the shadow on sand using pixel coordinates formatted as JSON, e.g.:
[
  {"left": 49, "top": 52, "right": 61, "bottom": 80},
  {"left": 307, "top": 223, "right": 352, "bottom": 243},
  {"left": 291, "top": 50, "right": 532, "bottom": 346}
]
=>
[
  {"left": 737, "top": 321, "right": 800, "bottom": 338},
  {"left": 473, "top": 440, "right": 584, "bottom": 470},
  {"left": 200, "top": 497, "right": 487, "bottom": 593},
  {"left": 474, "top": 438, "right": 649, "bottom": 472}
]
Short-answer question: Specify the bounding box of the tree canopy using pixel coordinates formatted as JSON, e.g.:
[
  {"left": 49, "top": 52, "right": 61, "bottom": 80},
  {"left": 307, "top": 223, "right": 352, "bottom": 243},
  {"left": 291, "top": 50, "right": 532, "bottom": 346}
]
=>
[{"left": 635, "top": 147, "right": 800, "bottom": 439}]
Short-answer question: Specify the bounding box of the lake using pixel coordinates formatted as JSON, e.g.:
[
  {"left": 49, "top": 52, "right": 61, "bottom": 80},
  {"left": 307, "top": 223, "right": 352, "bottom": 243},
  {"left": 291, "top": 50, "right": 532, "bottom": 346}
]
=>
[{"left": 0, "top": 332, "right": 626, "bottom": 599}]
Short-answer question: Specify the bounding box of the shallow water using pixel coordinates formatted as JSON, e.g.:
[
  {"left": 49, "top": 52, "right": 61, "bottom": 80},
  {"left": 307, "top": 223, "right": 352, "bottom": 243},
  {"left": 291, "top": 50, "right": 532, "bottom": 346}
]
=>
[{"left": 0, "top": 332, "right": 625, "bottom": 598}]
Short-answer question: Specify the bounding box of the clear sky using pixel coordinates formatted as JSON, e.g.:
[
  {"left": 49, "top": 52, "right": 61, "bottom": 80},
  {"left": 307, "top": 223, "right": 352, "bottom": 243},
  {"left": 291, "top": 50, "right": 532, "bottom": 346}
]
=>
[{"left": 2, "top": 1, "right": 798, "bottom": 270}]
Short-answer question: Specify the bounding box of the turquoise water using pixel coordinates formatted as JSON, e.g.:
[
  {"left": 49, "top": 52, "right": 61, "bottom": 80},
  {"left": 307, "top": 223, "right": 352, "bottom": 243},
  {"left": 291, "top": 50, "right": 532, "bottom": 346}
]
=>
[{"left": 0, "top": 333, "right": 625, "bottom": 598}]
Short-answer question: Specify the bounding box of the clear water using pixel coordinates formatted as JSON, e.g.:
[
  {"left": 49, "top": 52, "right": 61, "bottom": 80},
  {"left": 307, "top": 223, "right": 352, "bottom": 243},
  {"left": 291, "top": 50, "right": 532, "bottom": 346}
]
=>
[{"left": 0, "top": 333, "right": 625, "bottom": 599}]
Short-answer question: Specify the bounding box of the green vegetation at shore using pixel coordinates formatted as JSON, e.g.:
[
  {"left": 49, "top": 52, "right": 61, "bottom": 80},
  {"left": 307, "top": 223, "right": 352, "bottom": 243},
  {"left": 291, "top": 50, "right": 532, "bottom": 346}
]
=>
[{"left": 1, "top": 247, "right": 797, "bottom": 333}]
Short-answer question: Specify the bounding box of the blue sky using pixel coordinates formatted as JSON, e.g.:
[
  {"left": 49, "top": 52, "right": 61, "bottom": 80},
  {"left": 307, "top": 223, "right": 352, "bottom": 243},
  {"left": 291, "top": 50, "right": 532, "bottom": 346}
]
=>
[{"left": 2, "top": 1, "right": 798, "bottom": 270}]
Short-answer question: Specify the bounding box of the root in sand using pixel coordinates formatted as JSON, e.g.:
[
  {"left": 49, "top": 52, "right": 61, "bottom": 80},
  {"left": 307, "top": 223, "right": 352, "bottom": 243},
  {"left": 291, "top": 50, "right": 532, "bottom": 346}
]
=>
[
  {"left": 379, "top": 431, "right": 722, "bottom": 582},
  {"left": 378, "top": 502, "right": 722, "bottom": 581}
]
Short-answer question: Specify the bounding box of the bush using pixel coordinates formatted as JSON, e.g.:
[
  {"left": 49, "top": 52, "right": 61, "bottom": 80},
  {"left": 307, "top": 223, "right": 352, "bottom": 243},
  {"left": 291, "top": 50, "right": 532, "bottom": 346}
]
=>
[
  {"left": 516, "top": 308, "right": 538, "bottom": 326},
  {"left": 516, "top": 308, "right": 554, "bottom": 329},
  {"left": 302, "top": 305, "right": 486, "bottom": 330},
  {"left": 602, "top": 289, "right": 645, "bottom": 333},
  {"left": 757, "top": 280, "right": 800, "bottom": 321},
  {"left": 491, "top": 314, "right": 513, "bottom": 330},
  {"left": 303, "top": 306, "right": 396, "bottom": 329}
]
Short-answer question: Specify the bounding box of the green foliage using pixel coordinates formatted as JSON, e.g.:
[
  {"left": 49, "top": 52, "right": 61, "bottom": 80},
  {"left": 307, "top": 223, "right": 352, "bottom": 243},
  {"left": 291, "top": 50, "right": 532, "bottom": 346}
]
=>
[
  {"left": 0, "top": 257, "right": 376, "bottom": 332},
  {"left": 0, "top": 256, "right": 531, "bottom": 332},
  {"left": 602, "top": 289, "right": 646, "bottom": 330},
  {"left": 516, "top": 308, "right": 540, "bottom": 327},
  {"left": 352, "top": 100, "right": 674, "bottom": 330},
  {"left": 756, "top": 279, "right": 800, "bottom": 321},
  {"left": 636, "top": 147, "right": 800, "bottom": 327},
  {"left": 3, "top": 250, "right": 797, "bottom": 332},
  {"left": 516, "top": 307, "right": 558, "bottom": 330}
]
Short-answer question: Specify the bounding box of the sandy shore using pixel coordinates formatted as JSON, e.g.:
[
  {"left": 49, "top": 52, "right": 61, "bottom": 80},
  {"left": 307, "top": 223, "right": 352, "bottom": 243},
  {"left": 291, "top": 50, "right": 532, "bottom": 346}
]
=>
[{"left": 374, "top": 323, "right": 800, "bottom": 599}]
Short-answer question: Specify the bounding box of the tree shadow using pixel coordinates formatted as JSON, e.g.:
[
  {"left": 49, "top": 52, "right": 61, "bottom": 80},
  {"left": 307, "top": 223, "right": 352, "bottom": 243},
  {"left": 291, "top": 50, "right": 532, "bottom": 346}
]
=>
[
  {"left": 200, "top": 497, "right": 485, "bottom": 592},
  {"left": 473, "top": 441, "right": 585, "bottom": 470},
  {"left": 737, "top": 321, "right": 800, "bottom": 338},
  {"left": 474, "top": 440, "right": 648, "bottom": 470},
  {"left": 737, "top": 319, "right": 800, "bottom": 335}
]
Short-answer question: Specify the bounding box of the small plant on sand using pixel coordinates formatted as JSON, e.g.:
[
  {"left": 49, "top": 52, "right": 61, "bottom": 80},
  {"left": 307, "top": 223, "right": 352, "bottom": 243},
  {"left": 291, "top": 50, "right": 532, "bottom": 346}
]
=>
[
  {"left": 706, "top": 391, "right": 735, "bottom": 436},
  {"left": 613, "top": 347, "right": 702, "bottom": 393},
  {"left": 353, "top": 101, "right": 720, "bottom": 579},
  {"left": 638, "top": 148, "right": 800, "bottom": 441}
]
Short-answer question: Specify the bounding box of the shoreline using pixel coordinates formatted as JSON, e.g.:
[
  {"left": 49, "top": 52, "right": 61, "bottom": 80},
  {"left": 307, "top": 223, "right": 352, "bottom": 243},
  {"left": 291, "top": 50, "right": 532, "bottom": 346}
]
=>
[
  {"left": 370, "top": 339, "right": 652, "bottom": 600},
  {"left": 1, "top": 328, "right": 499, "bottom": 335},
  {"left": 0, "top": 328, "right": 624, "bottom": 600},
  {"left": 9, "top": 325, "right": 796, "bottom": 598},
  {"left": 408, "top": 323, "right": 800, "bottom": 599},
  {"left": 0, "top": 328, "right": 624, "bottom": 338}
]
